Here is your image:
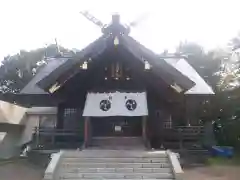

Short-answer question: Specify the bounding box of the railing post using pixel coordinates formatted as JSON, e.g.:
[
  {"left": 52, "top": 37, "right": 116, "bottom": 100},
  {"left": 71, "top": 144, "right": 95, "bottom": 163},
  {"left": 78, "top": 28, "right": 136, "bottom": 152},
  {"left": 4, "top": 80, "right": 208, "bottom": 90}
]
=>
[
  {"left": 51, "top": 130, "right": 55, "bottom": 147},
  {"left": 35, "top": 127, "right": 40, "bottom": 148},
  {"left": 178, "top": 128, "right": 183, "bottom": 150}
]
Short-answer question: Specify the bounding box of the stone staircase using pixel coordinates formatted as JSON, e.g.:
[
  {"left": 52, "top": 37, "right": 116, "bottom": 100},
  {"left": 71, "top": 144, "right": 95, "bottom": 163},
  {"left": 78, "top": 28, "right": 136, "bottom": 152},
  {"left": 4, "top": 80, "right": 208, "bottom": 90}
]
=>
[
  {"left": 44, "top": 150, "right": 183, "bottom": 180},
  {"left": 90, "top": 137, "right": 145, "bottom": 150}
]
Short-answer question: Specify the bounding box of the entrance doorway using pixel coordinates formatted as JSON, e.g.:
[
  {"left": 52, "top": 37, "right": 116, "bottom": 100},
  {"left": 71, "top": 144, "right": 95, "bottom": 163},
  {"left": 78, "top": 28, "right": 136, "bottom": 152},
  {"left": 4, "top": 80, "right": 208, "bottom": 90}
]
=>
[{"left": 91, "top": 116, "right": 142, "bottom": 137}]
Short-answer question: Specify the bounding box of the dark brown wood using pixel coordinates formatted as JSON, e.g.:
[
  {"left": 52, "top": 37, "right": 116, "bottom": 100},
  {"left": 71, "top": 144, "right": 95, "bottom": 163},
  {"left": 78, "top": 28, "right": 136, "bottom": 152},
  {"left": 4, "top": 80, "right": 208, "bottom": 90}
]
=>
[
  {"left": 33, "top": 127, "right": 83, "bottom": 149},
  {"left": 142, "top": 116, "right": 147, "bottom": 147},
  {"left": 35, "top": 116, "right": 41, "bottom": 148},
  {"left": 34, "top": 127, "right": 83, "bottom": 136},
  {"left": 84, "top": 117, "right": 90, "bottom": 147}
]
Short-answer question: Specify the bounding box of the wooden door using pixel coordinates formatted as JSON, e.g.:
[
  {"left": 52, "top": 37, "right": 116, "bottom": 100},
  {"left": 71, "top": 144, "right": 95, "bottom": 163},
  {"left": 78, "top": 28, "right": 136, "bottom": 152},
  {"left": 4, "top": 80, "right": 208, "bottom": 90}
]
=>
[{"left": 91, "top": 117, "right": 142, "bottom": 137}]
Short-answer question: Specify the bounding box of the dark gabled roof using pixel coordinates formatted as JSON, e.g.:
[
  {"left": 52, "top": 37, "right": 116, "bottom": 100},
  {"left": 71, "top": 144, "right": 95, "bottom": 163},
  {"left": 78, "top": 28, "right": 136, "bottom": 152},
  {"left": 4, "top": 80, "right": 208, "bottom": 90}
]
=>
[
  {"left": 120, "top": 35, "right": 195, "bottom": 90},
  {"left": 20, "top": 57, "right": 68, "bottom": 94},
  {"left": 164, "top": 58, "right": 214, "bottom": 95},
  {"left": 34, "top": 34, "right": 195, "bottom": 93},
  {"left": 36, "top": 36, "right": 107, "bottom": 91}
]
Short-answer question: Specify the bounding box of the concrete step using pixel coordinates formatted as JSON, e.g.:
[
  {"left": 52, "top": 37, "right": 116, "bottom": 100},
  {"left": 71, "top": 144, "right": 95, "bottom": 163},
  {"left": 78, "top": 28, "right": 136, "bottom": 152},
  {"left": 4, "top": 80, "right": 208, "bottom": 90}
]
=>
[
  {"left": 61, "top": 167, "right": 172, "bottom": 173},
  {"left": 91, "top": 137, "right": 143, "bottom": 144},
  {"left": 90, "top": 137, "right": 144, "bottom": 149},
  {"left": 62, "top": 150, "right": 167, "bottom": 158},
  {"left": 61, "top": 162, "right": 171, "bottom": 168},
  {"left": 59, "top": 172, "right": 174, "bottom": 179},
  {"left": 59, "top": 179, "right": 173, "bottom": 180},
  {"left": 56, "top": 150, "right": 175, "bottom": 180},
  {"left": 62, "top": 157, "right": 169, "bottom": 163}
]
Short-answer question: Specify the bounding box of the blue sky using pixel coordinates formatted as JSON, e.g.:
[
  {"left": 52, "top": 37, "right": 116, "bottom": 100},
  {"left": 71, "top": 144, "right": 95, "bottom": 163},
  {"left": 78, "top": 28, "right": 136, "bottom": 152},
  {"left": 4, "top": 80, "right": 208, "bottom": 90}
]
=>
[{"left": 0, "top": 0, "right": 240, "bottom": 60}]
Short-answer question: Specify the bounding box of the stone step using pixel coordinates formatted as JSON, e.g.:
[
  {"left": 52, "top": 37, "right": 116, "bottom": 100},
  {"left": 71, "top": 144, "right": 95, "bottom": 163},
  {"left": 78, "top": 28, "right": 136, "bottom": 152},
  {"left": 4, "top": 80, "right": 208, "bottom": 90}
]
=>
[
  {"left": 62, "top": 157, "right": 169, "bottom": 163},
  {"left": 62, "top": 150, "right": 167, "bottom": 158},
  {"left": 59, "top": 172, "right": 174, "bottom": 179},
  {"left": 61, "top": 167, "right": 172, "bottom": 173},
  {"left": 61, "top": 162, "right": 171, "bottom": 168},
  {"left": 91, "top": 137, "right": 143, "bottom": 143},
  {"left": 59, "top": 179, "right": 173, "bottom": 180},
  {"left": 87, "top": 146, "right": 145, "bottom": 150},
  {"left": 57, "top": 150, "right": 175, "bottom": 180},
  {"left": 91, "top": 140, "right": 143, "bottom": 145}
]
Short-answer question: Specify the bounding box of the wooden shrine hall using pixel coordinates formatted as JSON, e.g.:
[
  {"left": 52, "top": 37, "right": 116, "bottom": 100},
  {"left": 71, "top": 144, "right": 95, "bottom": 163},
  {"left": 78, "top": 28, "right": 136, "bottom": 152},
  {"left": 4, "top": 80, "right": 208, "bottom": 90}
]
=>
[{"left": 0, "top": 14, "right": 214, "bottom": 150}]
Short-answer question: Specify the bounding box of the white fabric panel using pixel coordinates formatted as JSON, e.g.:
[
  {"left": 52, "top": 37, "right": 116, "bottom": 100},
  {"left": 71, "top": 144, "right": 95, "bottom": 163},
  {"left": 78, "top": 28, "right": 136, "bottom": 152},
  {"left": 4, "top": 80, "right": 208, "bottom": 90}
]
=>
[{"left": 83, "top": 92, "right": 148, "bottom": 117}]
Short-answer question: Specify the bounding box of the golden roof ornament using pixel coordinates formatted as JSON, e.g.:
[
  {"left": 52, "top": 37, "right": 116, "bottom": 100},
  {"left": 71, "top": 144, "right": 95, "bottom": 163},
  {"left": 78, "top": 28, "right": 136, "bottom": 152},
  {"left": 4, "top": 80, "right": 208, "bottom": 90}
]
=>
[{"left": 49, "top": 82, "right": 61, "bottom": 93}]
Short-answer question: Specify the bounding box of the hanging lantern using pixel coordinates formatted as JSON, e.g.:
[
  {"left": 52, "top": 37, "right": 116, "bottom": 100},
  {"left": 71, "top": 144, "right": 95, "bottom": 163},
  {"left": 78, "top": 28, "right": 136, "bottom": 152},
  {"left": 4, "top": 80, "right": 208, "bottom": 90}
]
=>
[
  {"left": 114, "top": 36, "right": 119, "bottom": 46},
  {"left": 82, "top": 61, "right": 88, "bottom": 70},
  {"left": 144, "top": 60, "right": 151, "bottom": 70},
  {"left": 17, "top": 69, "right": 23, "bottom": 78}
]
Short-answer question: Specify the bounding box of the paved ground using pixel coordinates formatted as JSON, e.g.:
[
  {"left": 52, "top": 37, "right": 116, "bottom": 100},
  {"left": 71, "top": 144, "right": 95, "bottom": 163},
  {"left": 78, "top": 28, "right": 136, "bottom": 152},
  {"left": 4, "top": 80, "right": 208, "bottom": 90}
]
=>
[
  {"left": 0, "top": 159, "right": 45, "bottom": 180},
  {"left": 183, "top": 165, "right": 240, "bottom": 180},
  {"left": 0, "top": 160, "right": 239, "bottom": 180}
]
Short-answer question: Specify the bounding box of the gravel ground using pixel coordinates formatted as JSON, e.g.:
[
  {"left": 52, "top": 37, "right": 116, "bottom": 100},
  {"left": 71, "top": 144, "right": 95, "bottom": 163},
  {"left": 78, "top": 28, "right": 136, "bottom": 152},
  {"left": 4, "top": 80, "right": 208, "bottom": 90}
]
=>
[{"left": 0, "top": 160, "right": 239, "bottom": 180}]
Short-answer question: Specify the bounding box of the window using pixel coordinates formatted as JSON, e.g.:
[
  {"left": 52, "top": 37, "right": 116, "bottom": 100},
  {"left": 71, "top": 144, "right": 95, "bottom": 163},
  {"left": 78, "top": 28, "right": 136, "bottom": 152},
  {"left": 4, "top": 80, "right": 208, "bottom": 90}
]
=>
[
  {"left": 156, "top": 110, "right": 173, "bottom": 129},
  {"left": 64, "top": 108, "right": 77, "bottom": 117},
  {"left": 63, "top": 108, "right": 81, "bottom": 129},
  {"left": 163, "top": 116, "right": 172, "bottom": 129}
]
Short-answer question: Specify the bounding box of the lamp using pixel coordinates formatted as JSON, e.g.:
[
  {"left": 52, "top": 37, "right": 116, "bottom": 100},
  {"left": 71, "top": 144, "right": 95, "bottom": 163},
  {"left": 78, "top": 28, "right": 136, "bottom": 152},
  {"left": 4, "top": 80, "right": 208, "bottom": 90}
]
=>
[
  {"left": 144, "top": 60, "right": 150, "bottom": 70},
  {"left": 82, "top": 61, "right": 88, "bottom": 70},
  {"left": 114, "top": 36, "right": 119, "bottom": 46}
]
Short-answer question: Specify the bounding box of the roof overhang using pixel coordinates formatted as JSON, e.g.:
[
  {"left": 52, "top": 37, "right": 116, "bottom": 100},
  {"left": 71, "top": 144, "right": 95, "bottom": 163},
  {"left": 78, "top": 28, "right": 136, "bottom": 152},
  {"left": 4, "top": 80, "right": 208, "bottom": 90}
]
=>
[
  {"left": 0, "top": 123, "right": 24, "bottom": 132},
  {"left": 120, "top": 36, "right": 195, "bottom": 91},
  {"left": 20, "top": 57, "right": 69, "bottom": 94},
  {"left": 0, "top": 93, "right": 61, "bottom": 107},
  {"left": 164, "top": 58, "right": 215, "bottom": 95},
  {"left": 33, "top": 35, "right": 195, "bottom": 94},
  {"left": 26, "top": 107, "right": 57, "bottom": 115},
  {"left": 36, "top": 36, "right": 107, "bottom": 92}
]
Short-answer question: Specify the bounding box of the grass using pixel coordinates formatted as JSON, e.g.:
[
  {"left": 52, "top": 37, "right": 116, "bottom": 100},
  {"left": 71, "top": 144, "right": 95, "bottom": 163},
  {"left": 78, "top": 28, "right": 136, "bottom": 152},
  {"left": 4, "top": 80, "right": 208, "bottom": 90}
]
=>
[{"left": 207, "top": 155, "right": 240, "bottom": 166}]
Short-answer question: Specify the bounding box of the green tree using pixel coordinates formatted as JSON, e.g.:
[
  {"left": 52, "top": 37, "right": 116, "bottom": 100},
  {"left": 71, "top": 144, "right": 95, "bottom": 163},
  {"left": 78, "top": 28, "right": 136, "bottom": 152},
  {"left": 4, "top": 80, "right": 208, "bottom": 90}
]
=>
[
  {"left": 176, "top": 41, "right": 222, "bottom": 91},
  {"left": 0, "top": 45, "right": 69, "bottom": 93}
]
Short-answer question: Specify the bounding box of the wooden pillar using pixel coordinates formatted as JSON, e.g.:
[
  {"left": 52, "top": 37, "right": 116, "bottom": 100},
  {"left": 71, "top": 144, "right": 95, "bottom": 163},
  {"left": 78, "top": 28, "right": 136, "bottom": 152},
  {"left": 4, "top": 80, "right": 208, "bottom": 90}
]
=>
[
  {"left": 185, "top": 97, "right": 190, "bottom": 126},
  {"left": 57, "top": 104, "right": 64, "bottom": 129},
  {"left": 35, "top": 115, "right": 41, "bottom": 148},
  {"left": 84, "top": 117, "right": 90, "bottom": 148},
  {"left": 142, "top": 116, "right": 148, "bottom": 147}
]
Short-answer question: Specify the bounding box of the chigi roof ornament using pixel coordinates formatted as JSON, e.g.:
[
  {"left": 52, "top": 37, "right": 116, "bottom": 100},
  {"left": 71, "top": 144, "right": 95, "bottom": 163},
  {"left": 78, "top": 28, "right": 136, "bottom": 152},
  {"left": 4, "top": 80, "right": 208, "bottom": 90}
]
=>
[{"left": 80, "top": 11, "right": 147, "bottom": 36}]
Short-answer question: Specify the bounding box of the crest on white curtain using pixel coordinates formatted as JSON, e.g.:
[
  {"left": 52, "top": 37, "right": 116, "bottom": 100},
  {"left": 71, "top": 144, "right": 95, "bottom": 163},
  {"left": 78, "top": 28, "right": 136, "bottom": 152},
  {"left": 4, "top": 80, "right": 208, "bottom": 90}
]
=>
[{"left": 83, "top": 91, "right": 148, "bottom": 117}]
